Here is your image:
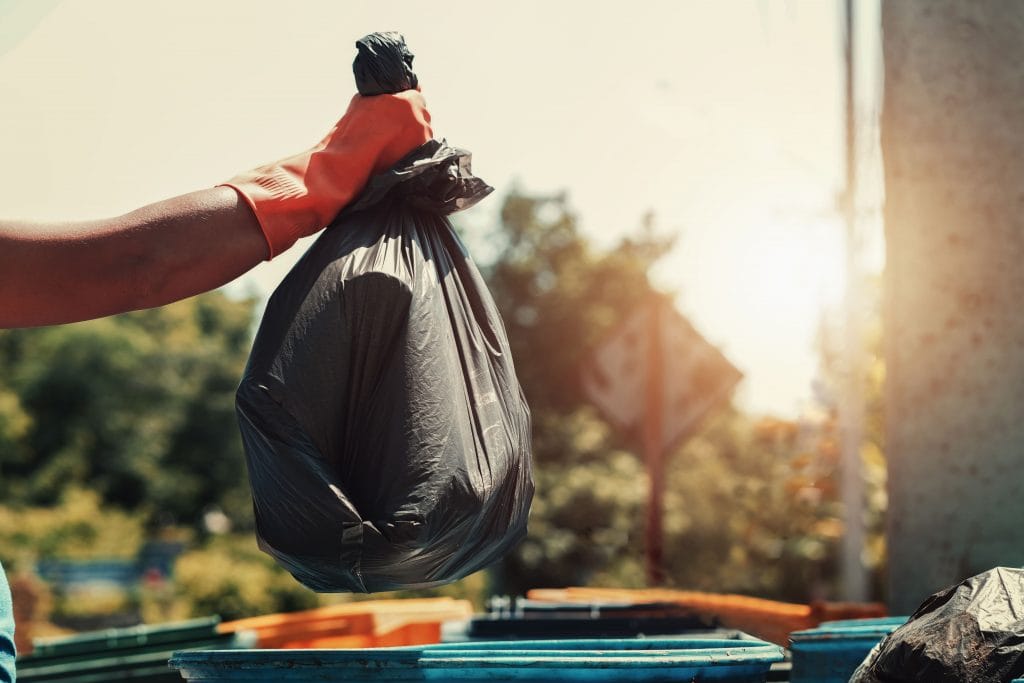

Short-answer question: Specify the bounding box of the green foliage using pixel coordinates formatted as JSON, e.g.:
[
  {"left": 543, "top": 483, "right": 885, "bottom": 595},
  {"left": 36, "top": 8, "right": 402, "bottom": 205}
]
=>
[
  {"left": 661, "top": 410, "right": 841, "bottom": 601},
  {"left": 481, "top": 193, "right": 671, "bottom": 593},
  {"left": 160, "top": 534, "right": 318, "bottom": 622},
  {"left": 146, "top": 535, "right": 492, "bottom": 622},
  {"left": 0, "top": 386, "right": 30, "bottom": 474},
  {"left": 0, "top": 488, "right": 144, "bottom": 568},
  {"left": 485, "top": 193, "right": 674, "bottom": 419},
  {"left": 0, "top": 292, "right": 257, "bottom": 530},
  {"left": 513, "top": 433, "right": 647, "bottom": 588}
]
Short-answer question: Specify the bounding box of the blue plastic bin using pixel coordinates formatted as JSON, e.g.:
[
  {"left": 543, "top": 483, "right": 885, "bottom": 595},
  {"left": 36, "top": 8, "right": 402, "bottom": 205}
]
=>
[
  {"left": 171, "top": 637, "right": 785, "bottom": 681},
  {"left": 788, "top": 616, "right": 907, "bottom": 683}
]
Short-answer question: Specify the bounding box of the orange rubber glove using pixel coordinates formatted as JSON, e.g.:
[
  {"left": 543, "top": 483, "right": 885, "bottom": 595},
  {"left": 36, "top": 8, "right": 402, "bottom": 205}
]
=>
[{"left": 221, "top": 90, "right": 432, "bottom": 259}]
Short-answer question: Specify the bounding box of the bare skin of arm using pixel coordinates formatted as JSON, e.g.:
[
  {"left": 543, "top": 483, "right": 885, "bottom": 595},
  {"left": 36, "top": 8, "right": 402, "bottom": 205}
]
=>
[
  {"left": 0, "top": 90, "right": 431, "bottom": 329},
  {"left": 0, "top": 187, "right": 268, "bottom": 328}
]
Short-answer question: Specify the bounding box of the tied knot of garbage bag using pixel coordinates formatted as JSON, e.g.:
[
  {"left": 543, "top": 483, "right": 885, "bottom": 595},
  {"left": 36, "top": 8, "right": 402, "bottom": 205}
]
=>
[
  {"left": 236, "top": 139, "right": 533, "bottom": 594},
  {"left": 343, "top": 140, "right": 493, "bottom": 217},
  {"left": 851, "top": 566, "right": 1024, "bottom": 683},
  {"left": 353, "top": 32, "right": 418, "bottom": 95}
]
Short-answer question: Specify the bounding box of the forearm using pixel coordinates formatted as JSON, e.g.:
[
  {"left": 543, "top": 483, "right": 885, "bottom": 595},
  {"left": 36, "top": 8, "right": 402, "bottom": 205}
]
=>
[
  {"left": 0, "top": 187, "right": 267, "bottom": 328},
  {"left": 0, "top": 89, "right": 430, "bottom": 329}
]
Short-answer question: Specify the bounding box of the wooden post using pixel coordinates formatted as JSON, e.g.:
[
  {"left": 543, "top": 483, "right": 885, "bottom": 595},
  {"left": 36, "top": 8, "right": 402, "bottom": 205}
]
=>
[{"left": 839, "top": 0, "right": 868, "bottom": 602}]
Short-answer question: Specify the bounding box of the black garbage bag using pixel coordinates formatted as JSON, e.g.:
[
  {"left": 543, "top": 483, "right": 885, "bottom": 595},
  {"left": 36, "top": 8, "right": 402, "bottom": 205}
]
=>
[
  {"left": 235, "top": 137, "right": 534, "bottom": 592},
  {"left": 851, "top": 566, "right": 1024, "bottom": 682}
]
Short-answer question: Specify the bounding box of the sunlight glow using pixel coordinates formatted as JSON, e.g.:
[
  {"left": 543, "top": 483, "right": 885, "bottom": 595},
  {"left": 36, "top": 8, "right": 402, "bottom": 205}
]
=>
[{"left": 731, "top": 221, "right": 846, "bottom": 330}]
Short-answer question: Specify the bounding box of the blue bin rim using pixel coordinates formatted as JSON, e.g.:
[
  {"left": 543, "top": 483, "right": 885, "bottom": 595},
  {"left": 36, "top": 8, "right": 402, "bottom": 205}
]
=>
[
  {"left": 810, "top": 616, "right": 908, "bottom": 629},
  {"left": 790, "top": 616, "right": 908, "bottom": 643},
  {"left": 413, "top": 637, "right": 762, "bottom": 652},
  {"left": 170, "top": 638, "right": 785, "bottom": 672}
]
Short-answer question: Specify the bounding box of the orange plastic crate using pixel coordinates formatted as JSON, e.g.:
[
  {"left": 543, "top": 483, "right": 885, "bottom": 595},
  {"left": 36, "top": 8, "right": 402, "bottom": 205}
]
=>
[
  {"left": 218, "top": 597, "right": 472, "bottom": 649},
  {"left": 525, "top": 587, "right": 885, "bottom": 646}
]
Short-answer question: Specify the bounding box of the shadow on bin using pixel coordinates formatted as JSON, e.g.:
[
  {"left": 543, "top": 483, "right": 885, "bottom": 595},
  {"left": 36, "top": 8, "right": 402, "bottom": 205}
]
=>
[{"left": 448, "top": 598, "right": 718, "bottom": 642}]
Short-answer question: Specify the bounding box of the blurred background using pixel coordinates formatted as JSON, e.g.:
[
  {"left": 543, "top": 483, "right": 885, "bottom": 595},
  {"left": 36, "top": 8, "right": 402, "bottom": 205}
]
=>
[{"left": 1, "top": 0, "right": 1020, "bottom": 645}]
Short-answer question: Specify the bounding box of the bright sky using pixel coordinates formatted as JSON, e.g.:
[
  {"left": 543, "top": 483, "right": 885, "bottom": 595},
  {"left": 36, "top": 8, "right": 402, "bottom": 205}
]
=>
[{"left": 0, "top": 0, "right": 882, "bottom": 418}]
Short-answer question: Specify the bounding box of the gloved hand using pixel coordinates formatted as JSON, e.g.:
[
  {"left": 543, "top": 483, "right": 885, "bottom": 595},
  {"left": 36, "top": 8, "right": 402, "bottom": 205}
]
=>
[{"left": 221, "top": 89, "right": 432, "bottom": 259}]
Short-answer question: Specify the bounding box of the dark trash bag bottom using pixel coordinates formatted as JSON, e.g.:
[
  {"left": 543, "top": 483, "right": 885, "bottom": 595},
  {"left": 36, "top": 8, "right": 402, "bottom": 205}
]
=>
[
  {"left": 851, "top": 566, "right": 1024, "bottom": 682},
  {"left": 236, "top": 140, "right": 534, "bottom": 593}
]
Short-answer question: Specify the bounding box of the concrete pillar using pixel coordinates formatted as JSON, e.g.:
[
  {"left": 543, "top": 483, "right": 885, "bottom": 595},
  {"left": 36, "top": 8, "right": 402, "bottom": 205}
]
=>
[{"left": 882, "top": 1, "right": 1024, "bottom": 613}]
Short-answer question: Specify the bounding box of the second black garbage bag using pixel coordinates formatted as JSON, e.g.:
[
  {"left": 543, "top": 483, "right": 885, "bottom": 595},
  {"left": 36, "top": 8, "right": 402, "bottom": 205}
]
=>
[
  {"left": 851, "top": 566, "right": 1024, "bottom": 682},
  {"left": 236, "top": 133, "right": 534, "bottom": 590}
]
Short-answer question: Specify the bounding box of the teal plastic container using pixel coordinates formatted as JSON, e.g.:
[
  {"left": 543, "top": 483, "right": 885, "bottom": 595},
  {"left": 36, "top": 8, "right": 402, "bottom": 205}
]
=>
[
  {"left": 789, "top": 617, "right": 907, "bottom": 683},
  {"left": 18, "top": 617, "right": 249, "bottom": 683},
  {"left": 171, "top": 637, "right": 785, "bottom": 682}
]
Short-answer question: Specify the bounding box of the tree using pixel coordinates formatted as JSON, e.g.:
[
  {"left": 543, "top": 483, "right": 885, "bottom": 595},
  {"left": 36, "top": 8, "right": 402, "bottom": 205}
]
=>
[
  {"left": 0, "top": 292, "right": 258, "bottom": 529},
  {"left": 480, "top": 192, "right": 671, "bottom": 592},
  {"left": 482, "top": 191, "right": 856, "bottom": 601},
  {"left": 663, "top": 410, "right": 840, "bottom": 601},
  {"left": 485, "top": 193, "right": 674, "bottom": 423}
]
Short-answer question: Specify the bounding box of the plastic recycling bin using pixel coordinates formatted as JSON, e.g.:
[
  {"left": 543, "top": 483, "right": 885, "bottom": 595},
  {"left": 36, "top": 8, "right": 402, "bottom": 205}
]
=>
[
  {"left": 18, "top": 616, "right": 249, "bottom": 683},
  {"left": 171, "top": 636, "right": 785, "bottom": 682},
  {"left": 789, "top": 616, "right": 908, "bottom": 683}
]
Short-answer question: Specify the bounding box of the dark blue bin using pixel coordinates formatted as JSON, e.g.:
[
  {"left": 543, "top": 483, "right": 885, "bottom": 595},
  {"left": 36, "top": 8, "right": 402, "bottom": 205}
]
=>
[
  {"left": 444, "top": 598, "right": 718, "bottom": 643},
  {"left": 789, "top": 617, "right": 907, "bottom": 683},
  {"left": 18, "top": 616, "right": 250, "bottom": 682},
  {"left": 171, "top": 637, "right": 785, "bottom": 681}
]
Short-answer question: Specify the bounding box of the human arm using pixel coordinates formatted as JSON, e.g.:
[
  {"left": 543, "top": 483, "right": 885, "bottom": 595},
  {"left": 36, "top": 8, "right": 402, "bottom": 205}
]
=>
[
  {"left": 0, "top": 90, "right": 431, "bottom": 329},
  {"left": 0, "top": 187, "right": 266, "bottom": 328}
]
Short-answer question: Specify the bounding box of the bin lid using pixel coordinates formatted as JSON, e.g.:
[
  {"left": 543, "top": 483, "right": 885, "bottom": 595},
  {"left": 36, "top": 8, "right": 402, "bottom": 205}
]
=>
[
  {"left": 19, "top": 617, "right": 244, "bottom": 681},
  {"left": 28, "top": 617, "right": 224, "bottom": 658},
  {"left": 171, "top": 638, "right": 785, "bottom": 682}
]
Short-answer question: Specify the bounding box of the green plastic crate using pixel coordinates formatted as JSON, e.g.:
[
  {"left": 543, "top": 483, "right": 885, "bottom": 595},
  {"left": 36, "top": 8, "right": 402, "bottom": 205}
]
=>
[{"left": 18, "top": 616, "right": 249, "bottom": 682}]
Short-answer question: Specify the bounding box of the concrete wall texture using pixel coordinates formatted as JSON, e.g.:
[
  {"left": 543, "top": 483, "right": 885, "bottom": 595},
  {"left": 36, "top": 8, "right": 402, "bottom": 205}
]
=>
[{"left": 882, "top": 1, "right": 1024, "bottom": 613}]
